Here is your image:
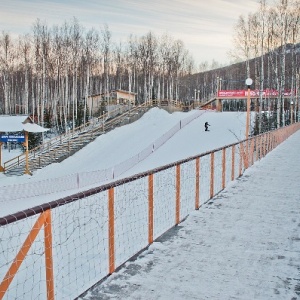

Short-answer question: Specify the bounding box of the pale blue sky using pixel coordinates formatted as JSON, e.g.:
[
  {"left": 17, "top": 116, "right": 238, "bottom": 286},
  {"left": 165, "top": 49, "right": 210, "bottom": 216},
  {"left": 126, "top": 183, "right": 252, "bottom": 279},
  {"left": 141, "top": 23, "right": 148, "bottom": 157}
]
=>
[{"left": 0, "top": 0, "right": 259, "bottom": 65}]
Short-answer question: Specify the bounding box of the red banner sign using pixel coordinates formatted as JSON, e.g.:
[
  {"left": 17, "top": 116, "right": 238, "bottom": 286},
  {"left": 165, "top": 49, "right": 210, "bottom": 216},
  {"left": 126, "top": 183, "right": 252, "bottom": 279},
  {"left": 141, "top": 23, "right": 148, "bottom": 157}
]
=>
[{"left": 218, "top": 89, "right": 295, "bottom": 98}]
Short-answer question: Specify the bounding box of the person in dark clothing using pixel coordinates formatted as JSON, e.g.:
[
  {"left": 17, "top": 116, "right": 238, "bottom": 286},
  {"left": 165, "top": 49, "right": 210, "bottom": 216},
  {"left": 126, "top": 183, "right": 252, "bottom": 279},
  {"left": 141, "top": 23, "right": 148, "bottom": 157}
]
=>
[{"left": 205, "top": 122, "right": 210, "bottom": 131}]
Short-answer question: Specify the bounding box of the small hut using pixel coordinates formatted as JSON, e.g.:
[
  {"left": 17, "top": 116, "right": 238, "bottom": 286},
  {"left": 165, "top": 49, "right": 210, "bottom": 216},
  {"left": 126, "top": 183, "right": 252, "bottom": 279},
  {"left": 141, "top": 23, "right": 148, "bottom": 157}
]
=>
[{"left": 0, "top": 115, "right": 48, "bottom": 175}]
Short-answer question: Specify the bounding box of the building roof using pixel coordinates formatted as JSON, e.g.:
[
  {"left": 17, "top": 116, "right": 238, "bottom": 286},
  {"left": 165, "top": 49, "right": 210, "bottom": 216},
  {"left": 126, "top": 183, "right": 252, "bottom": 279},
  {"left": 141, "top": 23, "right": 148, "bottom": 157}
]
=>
[
  {"left": 89, "top": 89, "right": 137, "bottom": 98},
  {"left": 115, "top": 89, "right": 137, "bottom": 95},
  {"left": 0, "top": 116, "right": 48, "bottom": 133}
]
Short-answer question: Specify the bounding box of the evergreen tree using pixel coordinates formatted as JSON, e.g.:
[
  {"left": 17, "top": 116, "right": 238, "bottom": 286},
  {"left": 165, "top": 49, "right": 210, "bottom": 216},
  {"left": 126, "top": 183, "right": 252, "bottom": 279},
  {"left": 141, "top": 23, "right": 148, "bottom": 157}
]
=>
[
  {"left": 97, "top": 100, "right": 106, "bottom": 116},
  {"left": 44, "top": 108, "right": 53, "bottom": 129},
  {"left": 76, "top": 102, "right": 90, "bottom": 127},
  {"left": 27, "top": 132, "right": 42, "bottom": 150}
]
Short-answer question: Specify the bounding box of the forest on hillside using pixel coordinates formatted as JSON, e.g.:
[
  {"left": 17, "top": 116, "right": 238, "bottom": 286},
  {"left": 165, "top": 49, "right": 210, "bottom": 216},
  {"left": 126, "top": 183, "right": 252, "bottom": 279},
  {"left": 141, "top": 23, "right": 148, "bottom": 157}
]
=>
[
  {"left": 199, "top": 0, "right": 300, "bottom": 131},
  {"left": 0, "top": 0, "right": 299, "bottom": 133}
]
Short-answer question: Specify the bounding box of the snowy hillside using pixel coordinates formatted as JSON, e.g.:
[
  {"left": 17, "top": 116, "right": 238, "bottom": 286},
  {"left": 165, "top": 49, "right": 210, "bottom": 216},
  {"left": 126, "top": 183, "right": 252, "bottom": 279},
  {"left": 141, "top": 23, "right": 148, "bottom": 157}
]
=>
[{"left": 0, "top": 108, "right": 251, "bottom": 216}]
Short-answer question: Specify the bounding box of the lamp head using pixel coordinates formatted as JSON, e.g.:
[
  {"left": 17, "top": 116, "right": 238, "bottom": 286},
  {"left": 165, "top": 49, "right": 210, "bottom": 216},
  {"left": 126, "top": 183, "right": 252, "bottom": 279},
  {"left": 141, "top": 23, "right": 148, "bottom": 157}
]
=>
[{"left": 245, "top": 78, "right": 253, "bottom": 87}]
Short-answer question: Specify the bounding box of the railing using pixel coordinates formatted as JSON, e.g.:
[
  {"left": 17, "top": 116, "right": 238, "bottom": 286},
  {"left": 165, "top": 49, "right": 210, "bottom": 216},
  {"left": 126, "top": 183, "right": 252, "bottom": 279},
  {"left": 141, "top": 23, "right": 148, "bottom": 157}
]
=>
[
  {"left": 0, "top": 122, "right": 300, "bottom": 299},
  {"left": 0, "top": 110, "right": 206, "bottom": 203},
  {"left": 3, "top": 104, "right": 146, "bottom": 172}
]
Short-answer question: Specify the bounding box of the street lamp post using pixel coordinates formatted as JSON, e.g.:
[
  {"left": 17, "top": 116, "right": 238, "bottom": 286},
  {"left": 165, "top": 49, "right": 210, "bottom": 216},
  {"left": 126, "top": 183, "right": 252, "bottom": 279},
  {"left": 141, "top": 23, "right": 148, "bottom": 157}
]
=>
[
  {"left": 245, "top": 78, "right": 253, "bottom": 140},
  {"left": 245, "top": 78, "right": 252, "bottom": 169},
  {"left": 194, "top": 89, "right": 197, "bottom": 105}
]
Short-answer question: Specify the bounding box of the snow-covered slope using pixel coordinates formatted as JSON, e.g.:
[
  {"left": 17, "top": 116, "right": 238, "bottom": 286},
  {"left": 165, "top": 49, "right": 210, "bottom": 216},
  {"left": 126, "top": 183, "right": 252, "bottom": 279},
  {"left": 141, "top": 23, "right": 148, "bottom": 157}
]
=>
[{"left": 0, "top": 108, "right": 251, "bottom": 216}]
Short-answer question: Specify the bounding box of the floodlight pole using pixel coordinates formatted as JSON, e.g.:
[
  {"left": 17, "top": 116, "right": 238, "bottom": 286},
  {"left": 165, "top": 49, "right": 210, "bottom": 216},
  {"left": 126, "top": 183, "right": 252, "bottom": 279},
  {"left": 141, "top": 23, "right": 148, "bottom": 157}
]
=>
[
  {"left": 245, "top": 78, "right": 252, "bottom": 169},
  {"left": 245, "top": 78, "right": 253, "bottom": 140}
]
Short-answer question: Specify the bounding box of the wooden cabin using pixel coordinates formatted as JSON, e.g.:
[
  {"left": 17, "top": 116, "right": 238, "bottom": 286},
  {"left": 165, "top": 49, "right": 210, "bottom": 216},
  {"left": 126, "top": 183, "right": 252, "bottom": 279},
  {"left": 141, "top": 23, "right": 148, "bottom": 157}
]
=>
[{"left": 87, "top": 89, "right": 137, "bottom": 115}]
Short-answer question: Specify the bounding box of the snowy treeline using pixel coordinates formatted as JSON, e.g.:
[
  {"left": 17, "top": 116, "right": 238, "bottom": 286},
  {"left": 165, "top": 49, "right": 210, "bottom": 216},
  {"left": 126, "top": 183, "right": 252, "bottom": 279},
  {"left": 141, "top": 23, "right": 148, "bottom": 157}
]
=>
[
  {"left": 0, "top": 0, "right": 299, "bottom": 133},
  {"left": 231, "top": 0, "right": 300, "bottom": 128},
  {"left": 188, "top": 0, "right": 300, "bottom": 131},
  {"left": 0, "top": 19, "right": 194, "bottom": 132}
]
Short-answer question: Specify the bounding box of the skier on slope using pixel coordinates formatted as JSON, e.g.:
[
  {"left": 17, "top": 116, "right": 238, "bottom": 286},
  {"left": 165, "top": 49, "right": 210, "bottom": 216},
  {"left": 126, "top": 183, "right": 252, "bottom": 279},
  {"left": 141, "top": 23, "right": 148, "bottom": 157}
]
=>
[{"left": 205, "top": 122, "right": 210, "bottom": 131}]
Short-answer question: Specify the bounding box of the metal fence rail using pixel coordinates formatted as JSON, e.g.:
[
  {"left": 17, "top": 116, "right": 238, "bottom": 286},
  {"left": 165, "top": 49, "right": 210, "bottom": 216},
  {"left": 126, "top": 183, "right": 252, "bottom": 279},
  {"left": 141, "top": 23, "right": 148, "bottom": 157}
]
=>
[{"left": 1, "top": 122, "right": 300, "bottom": 299}]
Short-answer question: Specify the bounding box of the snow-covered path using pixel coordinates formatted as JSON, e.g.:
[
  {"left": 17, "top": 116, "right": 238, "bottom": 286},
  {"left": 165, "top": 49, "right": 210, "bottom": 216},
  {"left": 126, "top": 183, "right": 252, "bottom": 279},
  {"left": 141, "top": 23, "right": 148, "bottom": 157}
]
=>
[{"left": 81, "top": 130, "right": 300, "bottom": 300}]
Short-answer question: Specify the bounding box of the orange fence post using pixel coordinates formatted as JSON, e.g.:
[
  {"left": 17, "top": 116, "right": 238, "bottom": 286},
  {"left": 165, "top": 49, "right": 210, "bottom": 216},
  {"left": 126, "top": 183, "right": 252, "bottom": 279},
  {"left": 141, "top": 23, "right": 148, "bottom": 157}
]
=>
[
  {"left": 23, "top": 131, "right": 32, "bottom": 175},
  {"left": 240, "top": 142, "right": 247, "bottom": 170},
  {"left": 0, "top": 212, "right": 48, "bottom": 299},
  {"left": 108, "top": 188, "right": 115, "bottom": 274},
  {"left": 266, "top": 133, "right": 268, "bottom": 155},
  {"left": 239, "top": 144, "right": 242, "bottom": 177},
  {"left": 195, "top": 158, "right": 200, "bottom": 210},
  {"left": 210, "top": 152, "right": 214, "bottom": 199},
  {"left": 245, "top": 140, "right": 249, "bottom": 169},
  {"left": 256, "top": 136, "right": 260, "bottom": 161},
  {"left": 231, "top": 145, "right": 235, "bottom": 181},
  {"left": 44, "top": 210, "right": 55, "bottom": 300},
  {"left": 250, "top": 138, "right": 255, "bottom": 166},
  {"left": 176, "top": 164, "right": 180, "bottom": 224},
  {"left": 247, "top": 139, "right": 250, "bottom": 168},
  {"left": 260, "top": 135, "right": 263, "bottom": 159},
  {"left": 262, "top": 134, "right": 265, "bottom": 157},
  {"left": 269, "top": 133, "right": 272, "bottom": 151},
  {"left": 148, "top": 174, "right": 154, "bottom": 244},
  {"left": 222, "top": 148, "right": 226, "bottom": 190},
  {"left": 0, "top": 142, "right": 4, "bottom": 172},
  {"left": 268, "top": 133, "right": 271, "bottom": 153}
]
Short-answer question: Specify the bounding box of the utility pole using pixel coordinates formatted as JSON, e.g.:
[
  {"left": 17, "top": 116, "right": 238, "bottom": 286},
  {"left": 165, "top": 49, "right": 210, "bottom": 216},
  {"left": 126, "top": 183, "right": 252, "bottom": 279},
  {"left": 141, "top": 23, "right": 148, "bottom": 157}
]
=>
[{"left": 245, "top": 78, "right": 253, "bottom": 139}]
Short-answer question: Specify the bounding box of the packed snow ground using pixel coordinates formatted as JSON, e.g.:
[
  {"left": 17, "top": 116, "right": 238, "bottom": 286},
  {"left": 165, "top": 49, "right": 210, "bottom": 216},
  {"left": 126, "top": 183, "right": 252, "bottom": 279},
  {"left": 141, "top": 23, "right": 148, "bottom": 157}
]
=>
[
  {"left": 1, "top": 107, "right": 299, "bottom": 299},
  {"left": 0, "top": 108, "right": 251, "bottom": 217},
  {"left": 80, "top": 129, "right": 300, "bottom": 300}
]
